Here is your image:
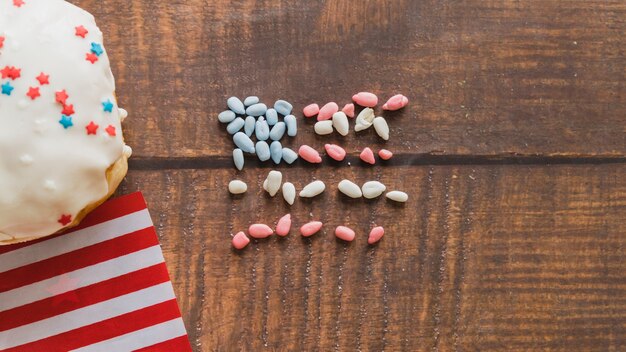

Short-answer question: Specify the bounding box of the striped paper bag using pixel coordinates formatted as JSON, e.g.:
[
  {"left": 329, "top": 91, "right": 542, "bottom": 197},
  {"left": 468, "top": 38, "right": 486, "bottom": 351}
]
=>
[{"left": 0, "top": 192, "right": 192, "bottom": 351}]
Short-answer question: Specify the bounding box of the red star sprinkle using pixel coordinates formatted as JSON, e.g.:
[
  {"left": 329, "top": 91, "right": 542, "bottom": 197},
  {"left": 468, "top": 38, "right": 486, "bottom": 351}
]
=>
[
  {"left": 36, "top": 72, "right": 49, "bottom": 85},
  {"left": 0, "top": 36, "right": 5, "bottom": 49},
  {"left": 26, "top": 87, "right": 40, "bottom": 100},
  {"left": 86, "top": 121, "right": 99, "bottom": 135},
  {"left": 105, "top": 125, "right": 116, "bottom": 136},
  {"left": 13, "top": 0, "right": 25, "bottom": 7},
  {"left": 85, "top": 53, "right": 98, "bottom": 64},
  {"left": 55, "top": 90, "right": 68, "bottom": 104},
  {"left": 61, "top": 104, "right": 75, "bottom": 116},
  {"left": 75, "top": 25, "right": 88, "bottom": 38},
  {"left": 1, "top": 66, "right": 21, "bottom": 80},
  {"left": 58, "top": 214, "right": 72, "bottom": 226}
]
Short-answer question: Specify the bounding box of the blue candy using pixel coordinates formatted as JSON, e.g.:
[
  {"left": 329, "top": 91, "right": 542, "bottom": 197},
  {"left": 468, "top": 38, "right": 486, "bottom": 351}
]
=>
[
  {"left": 227, "top": 97, "right": 246, "bottom": 115},
  {"left": 255, "top": 118, "right": 270, "bottom": 141},
  {"left": 246, "top": 103, "right": 267, "bottom": 117},
  {"left": 218, "top": 110, "right": 236, "bottom": 123},
  {"left": 274, "top": 100, "right": 293, "bottom": 116},
  {"left": 233, "top": 149, "right": 244, "bottom": 170},
  {"left": 265, "top": 108, "right": 278, "bottom": 126},
  {"left": 256, "top": 141, "right": 271, "bottom": 162},
  {"left": 270, "top": 141, "right": 283, "bottom": 164},
  {"left": 269, "top": 122, "right": 286, "bottom": 141},
  {"left": 233, "top": 132, "right": 255, "bottom": 153},
  {"left": 284, "top": 115, "right": 297, "bottom": 137},
  {"left": 282, "top": 147, "right": 299, "bottom": 164},
  {"left": 244, "top": 116, "right": 256, "bottom": 136},
  {"left": 226, "top": 117, "right": 245, "bottom": 134}
]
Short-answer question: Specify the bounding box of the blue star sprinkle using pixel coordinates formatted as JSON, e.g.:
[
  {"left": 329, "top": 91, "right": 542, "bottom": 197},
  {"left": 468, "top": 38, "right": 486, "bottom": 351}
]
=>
[
  {"left": 59, "top": 115, "right": 74, "bottom": 129},
  {"left": 102, "top": 99, "right": 114, "bottom": 113},
  {"left": 1, "top": 82, "right": 14, "bottom": 96},
  {"left": 90, "top": 42, "right": 104, "bottom": 56}
]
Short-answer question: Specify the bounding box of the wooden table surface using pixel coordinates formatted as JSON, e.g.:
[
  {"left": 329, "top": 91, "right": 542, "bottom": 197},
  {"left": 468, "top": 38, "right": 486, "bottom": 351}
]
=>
[{"left": 76, "top": 0, "right": 625, "bottom": 350}]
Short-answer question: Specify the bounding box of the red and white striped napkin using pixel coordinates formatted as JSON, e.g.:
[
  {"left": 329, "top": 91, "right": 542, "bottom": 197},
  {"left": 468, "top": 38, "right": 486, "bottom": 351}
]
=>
[{"left": 0, "top": 192, "right": 191, "bottom": 351}]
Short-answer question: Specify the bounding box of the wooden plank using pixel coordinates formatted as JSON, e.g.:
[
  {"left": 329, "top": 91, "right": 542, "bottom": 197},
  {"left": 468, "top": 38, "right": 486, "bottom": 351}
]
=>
[
  {"left": 74, "top": 0, "right": 625, "bottom": 158},
  {"left": 116, "top": 164, "right": 626, "bottom": 351}
]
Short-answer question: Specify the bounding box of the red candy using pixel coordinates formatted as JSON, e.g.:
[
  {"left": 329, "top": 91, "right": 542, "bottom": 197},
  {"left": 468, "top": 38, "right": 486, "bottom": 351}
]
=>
[
  {"left": 335, "top": 226, "right": 356, "bottom": 242},
  {"left": 352, "top": 92, "right": 378, "bottom": 108},
  {"left": 318, "top": 102, "right": 338, "bottom": 121},
  {"left": 360, "top": 147, "right": 376, "bottom": 165},
  {"left": 325, "top": 144, "right": 346, "bottom": 161},
  {"left": 299, "top": 145, "right": 322, "bottom": 164},
  {"left": 248, "top": 224, "right": 274, "bottom": 239},
  {"left": 300, "top": 221, "right": 323, "bottom": 237},
  {"left": 232, "top": 232, "right": 250, "bottom": 250},
  {"left": 303, "top": 103, "right": 319, "bottom": 118},
  {"left": 368, "top": 226, "right": 384, "bottom": 245},
  {"left": 276, "top": 214, "right": 292, "bottom": 237},
  {"left": 383, "top": 94, "right": 409, "bottom": 111},
  {"left": 378, "top": 149, "right": 393, "bottom": 160},
  {"left": 341, "top": 103, "right": 355, "bottom": 118}
]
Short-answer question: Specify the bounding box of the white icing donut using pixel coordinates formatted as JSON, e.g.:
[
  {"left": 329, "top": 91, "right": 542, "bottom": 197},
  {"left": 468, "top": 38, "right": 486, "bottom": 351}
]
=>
[{"left": 0, "top": 0, "right": 127, "bottom": 241}]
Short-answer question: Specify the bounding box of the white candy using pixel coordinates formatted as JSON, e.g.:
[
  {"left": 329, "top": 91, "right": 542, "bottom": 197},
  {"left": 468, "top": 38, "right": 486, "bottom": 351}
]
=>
[
  {"left": 228, "top": 180, "right": 248, "bottom": 194},
  {"left": 264, "top": 170, "right": 283, "bottom": 197},
  {"left": 386, "top": 191, "right": 409, "bottom": 203},
  {"left": 282, "top": 182, "right": 296, "bottom": 205},
  {"left": 338, "top": 180, "right": 362, "bottom": 198},
  {"left": 362, "top": 181, "right": 386, "bottom": 199},
  {"left": 355, "top": 107, "right": 375, "bottom": 132},
  {"left": 373, "top": 117, "right": 389, "bottom": 140},
  {"left": 314, "top": 120, "right": 334, "bottom": 135},
  {"left": 299, "top": 180, "right": 326, "bottom": 198},
  {"left": 332, "top": 112, "right": 349, "bottom": 136}
]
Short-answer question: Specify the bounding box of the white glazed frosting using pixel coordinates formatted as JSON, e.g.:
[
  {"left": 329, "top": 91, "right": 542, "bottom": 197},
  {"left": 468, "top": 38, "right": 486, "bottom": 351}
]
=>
[{"left": 0, "top": 0, "right": 126, "bottom": 240}]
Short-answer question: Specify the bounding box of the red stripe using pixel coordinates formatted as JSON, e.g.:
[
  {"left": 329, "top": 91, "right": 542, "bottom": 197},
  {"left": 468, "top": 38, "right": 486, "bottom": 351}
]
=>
[
  {"left": 0, "top": 263, "right": 170, "bottom": 332},
  {"left": 0, "top": 192, "right": 147, "bottom": 255},
  {"left": 133, "top": 335, "right": 192, "bottom": 352},
  {"left": 0, "top": 227, "right": 159, "bottom": 293},
  {"left": 6, "top": 299, "right": 181, "bottom": 352}
]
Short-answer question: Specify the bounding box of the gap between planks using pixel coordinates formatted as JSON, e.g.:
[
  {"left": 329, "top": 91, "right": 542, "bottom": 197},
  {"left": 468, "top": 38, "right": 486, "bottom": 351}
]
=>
[{"left": 128, "top": 154, "right": 626, "bottom": 170}]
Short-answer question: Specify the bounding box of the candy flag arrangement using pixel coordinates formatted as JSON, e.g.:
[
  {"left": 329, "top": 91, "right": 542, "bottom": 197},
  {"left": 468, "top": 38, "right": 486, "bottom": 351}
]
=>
[
  {"left": 221, "top": 92, "right": 411, "bottom": 250},
  {"left": 0, "top": 193, "right": 191, "bottom": 351}
]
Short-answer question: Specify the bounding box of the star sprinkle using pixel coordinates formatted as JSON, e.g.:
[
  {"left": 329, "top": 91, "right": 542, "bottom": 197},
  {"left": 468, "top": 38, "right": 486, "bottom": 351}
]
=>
[
  {"left": 36, "top": 72, "right": 49, "bottom": 85},
  {"left": 0, "top": 36, "right": 5, "bottom": 49},
  {"left": 86, "top": 53, "right": 98, "bottom": 64},
  {"left": 75, "top": 25, "right": 88, "bottom": 38},
  {"left": 90, "top": 42, "right": 104, "bottom": 56},
  {"left": 59, "top": 115, "right": 73, "bottom": 129},
  {"left": 26, "top": 87, "right": 40, "bottom": 100},
  {"left": 1, "top": 82, "right": 14, "bottom": 96},
  {"left": 62, "top": 104, "right": 75, "bottom": 116},
  {"left": 1, "top": 66, "right": 21, "bottom": 80},
  {"left": 55, "top": 90, "right": 68, "bottom": 104},
  {"left": 102, "top": 99, "right": 114, "bottom": 113},
  {"left": 58, "top": 214, "right": 72, "bottom": 226},
  {"left": 105, "top": 125, "right": 116, "bottom": 136},
  {"left": 86, "top": 121, "right": 99, "bottom": 135},
  {"left": 13, "top": 0, "right": 25, "bottom": 7}
]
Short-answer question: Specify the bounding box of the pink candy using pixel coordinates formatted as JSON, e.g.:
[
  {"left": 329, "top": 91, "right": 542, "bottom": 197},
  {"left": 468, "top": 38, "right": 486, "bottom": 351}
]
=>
[
  {"left": 276, "top": 214, "right": 292, "bottom": 237},
  {"left": 325, "top": 144, "right": 346, "bottom": 161},
  {"left": 303, "top": 103, "right": 320, "bottom": 118},
  {"left": 378, "top": 149, "right": 393, "bottom": 160},
  {"left": 299, "top": 145, "right": 322, "bottom": 163},
  {"left": 368, "top": 226, "right": 384, "bottom": 245},
  {"left": 341, "top": 103, "right": 355, "bottom": 118},
  {"left": 248, "top": 224, "right": 273, "bottom": 239},
  {"left": 318, "top": 102, "right": 339, "bottom": 121},
  {"left": 383, "top": 94, "right": 409, "bottom": 111},
  {"left": 300, "top": 221, "right": 323, "bottom": 237},
  {"left": 232, "top": 232, "right": 250, "bottom": 250},
  {"left": 352, "top": 92, "right": 378, "bottom": 108},
  {"left": 335, "top": 226, "right": 355, "bottom": 242},
  {"left": 360, "top": 147, "right": 376, "bottom": 165}
]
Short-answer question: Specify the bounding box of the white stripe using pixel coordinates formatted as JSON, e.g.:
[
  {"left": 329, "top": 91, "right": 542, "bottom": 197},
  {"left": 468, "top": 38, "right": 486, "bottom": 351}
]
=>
[
  {"left": 0, "top": 209, "right": 152, "bottom": 274},
  {"left": 0, "top": 282, "right": 176, "bottom": 350},
  {"left": 0, "top": 246, "right": 164, "bottom": 312},
  {"left": 71, "top": 318, "right": 187, "bottom": 352}
]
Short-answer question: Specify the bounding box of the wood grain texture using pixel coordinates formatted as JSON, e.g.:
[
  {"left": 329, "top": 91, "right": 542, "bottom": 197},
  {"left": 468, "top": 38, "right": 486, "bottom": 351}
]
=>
[
  {"left": 64, "top": 0, "right": 626, "bottom": 350},
  {"left": 117, "top": 165, "right": 626, "bottom": 351},
  {"left": 73, "top": 0, "right": 626, "bottom": 159}
]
